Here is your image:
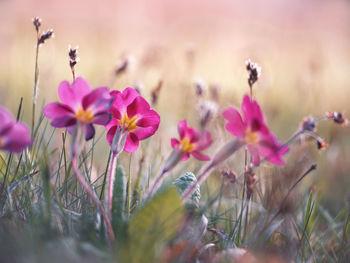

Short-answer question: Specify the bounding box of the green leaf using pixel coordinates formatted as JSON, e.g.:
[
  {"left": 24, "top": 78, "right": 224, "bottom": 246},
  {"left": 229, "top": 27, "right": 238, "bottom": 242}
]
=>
[
  {"left": 112, "top": 166, "right": 126, "bottom": 238},
  {"left": 120, "top": 187, "right": 185, "bottom": 263}
]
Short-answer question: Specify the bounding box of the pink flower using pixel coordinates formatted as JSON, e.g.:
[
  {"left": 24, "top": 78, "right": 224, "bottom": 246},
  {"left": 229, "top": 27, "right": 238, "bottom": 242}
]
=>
[
  {"left": 105, "top": 88, "right": 160, "bottom": 153},
  {"left": 171, "top": 120, "right": 212, "bottom": 161},
  {"left": 222, "top": 95, "right": 289, "bottom": 165},
  {"left": 0, "top": 107, "right": 32, "bottom": 153},
  {"left": 44, "top": 77, "right": 113, "bottom": 140}
]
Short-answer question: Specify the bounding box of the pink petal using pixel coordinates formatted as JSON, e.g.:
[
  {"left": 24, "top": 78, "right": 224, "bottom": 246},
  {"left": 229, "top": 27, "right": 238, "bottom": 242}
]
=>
[
  {"left": 51, "top": 116, "right": 77, "bottom": 128},
  {"left": 105, "top": 118, "right": 120, "bottom": 131},
  {"left": 123, "top": 133, "right": 139, "bottom": 153},
  {"left": 127, "top": 96, "right": 150, "bottom": 118},
  {"left": 82, "top": 87, "right": 113, "bottom": 114},
  {"left": 106, "top": 126, "right": 117, "bottom": 145},
  {"left": 191, "top": 151, "right": 210, "bottom": 161},
  {"left": 181, "top": 152, "right": 190, "bottom": 161},
  {"left": 132, "top": 125, "right": 158, "bottom": 140},
  {"left": 171, "top": 138, "right": 180, "bottom": 149},
  {"left": 177, "top": 120, "right": 188, "bottom": 139},
  {"left": 222, "top": 107, "right": 246, "bottom": 137},
  {"left": 93, "top": 112, "right": 112, "bottom": 125},
  {"left": 43, "top": 102, "right": 74, "bottom": 119},
  {"left": 241, "top": 95, "right": 264, "bottom": 126},
  {"left": 247, "top": 145, "right": 260, "bottom": 165},
  {"left": 1, "top": 122, "right": 32, "bottom": 153},
  {"left": 110, "top": 87, "right": 139, "bottom": 112},
  {"left": 0, "top": 107, "right": 15, "bottom": 135},
  {"left": 194, "top": 130, "right": 212, "bottom": 151},
  {"left": 58, "top": 78, "right": 91, "bottom": 109},
  {"left": 85, "top": 124, "right": 95, "bottom": 141},
  {"left": 136, "top": 110, "right": 160, "bottom": 128}
]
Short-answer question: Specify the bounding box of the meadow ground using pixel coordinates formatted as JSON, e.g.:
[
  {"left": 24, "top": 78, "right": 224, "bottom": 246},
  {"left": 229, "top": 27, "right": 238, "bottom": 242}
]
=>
[{"left": 0, "top": 0, "right": 350, "bottom": 262}]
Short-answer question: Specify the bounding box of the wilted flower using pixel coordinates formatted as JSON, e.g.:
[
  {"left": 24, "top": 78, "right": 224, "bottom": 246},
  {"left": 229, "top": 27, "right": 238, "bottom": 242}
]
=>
[
  {"left": 151, "top": 80, "right": 162, "bottom": 106},
  {"left": 198, "top": 100, "right": 219, "bottom": 129},
  {"left": 316, "top": 138, "right": 328, "bottom": 150},
  {"left": 223, "top": 95, "right": 289, "bottom": 165},
  {"left": 38, "top": 29, "right": 54, "bottom": 45},
  {"left": 171, "top": 120, "right": 212, "bottom": 161},
  {"left": 0, "top": 107, "right": 32, "bottom": 153},
  {"left": 44, "top": 77, "right": 113, "bottom": 140},
  {"left": 32, "top": 17, "right": 41, "bottom": 32},
  {"left": 105, "top": 87, "right": 160, "bottom": 153}
]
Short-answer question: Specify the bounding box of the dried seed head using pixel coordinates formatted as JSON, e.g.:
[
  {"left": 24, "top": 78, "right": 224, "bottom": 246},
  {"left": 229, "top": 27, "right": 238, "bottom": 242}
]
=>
[
  {"left": 198, "top": 100, "right": 218, "bottom": 129},
  {"left": 326, "top": 111, "right": 348, "bottom": 125},
  {"left": 151, "top": 80, "right": 162, "bottom": 106},
  {"left": 301, "top": 117, "right": 316, "bottom": 132},
  {"left": 38, "top": 29, "right": 54, "bottom": 45},
  {"left": 316, "top": 138, "right": 328, "bottom": 150},
  {"left": 246, "top": 59, "right": 261, "bottom": 88},
  {"left": 32, "top": 17, "right": 42, "bottom": 32},
  {"left": 193, "top": 77, "right": 207, "bottom": 97},
  {"left": 68, "top": 45, "right": 79, "bottom": 69},
  {"left": 115, "top": 56, "right": 135, "bottom": 76},
  {"left": 244, "top": 167, "right": 256, "bottom": 199},
  {"left": 221, "top": 169, "right": 237, "bottom": 184}
]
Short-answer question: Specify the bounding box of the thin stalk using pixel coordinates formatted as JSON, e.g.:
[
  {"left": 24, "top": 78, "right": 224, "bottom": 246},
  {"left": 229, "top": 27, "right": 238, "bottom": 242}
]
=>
[
  {"left": 106, "top": 152, "right": 118, "bottom": 220},
  {"left": 258, "top": 164, "right": 317, "bottom": 237},
  {"left": 72, "top": 156, "right": 114, "bottom": 241},
  {"left": 32, "top": 33, "right": 40, "bottom": 135}
]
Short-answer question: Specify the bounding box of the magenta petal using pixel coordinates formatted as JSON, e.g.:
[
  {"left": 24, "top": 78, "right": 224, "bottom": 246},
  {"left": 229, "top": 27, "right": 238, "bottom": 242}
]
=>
[
  {"left": 105, "top": 119, "right": 120, "bottom": 131},
  {"left": 1, "top": 123, "right": 32, "bottom": 153},
  {"left": 177, "top": 120, "right": 187, "bottom": 139},
  {"left": 241, "top": 95, "right": 264, "bottom": 126},
  {"left": 191, "top": 151, "right": 210, "bottom": 161},
  {"left": 127, "top": 96, "right": 150, "bottom": 118},
  {"left": 123, "top": 133, "right": 139, "bottom": 153},
  {"left": 171, "top": 138, "right": 180, "bottom": 149},
  {"left": 111, "top": 88, "right": 139, "bottom": 111},
  {"left": 181, "top": 153, "right": 190, "bottom": 161},
  {"left": 58, "top": 78, "right": 91, "bottom": 109},
  {"left": 51, "top": 116, "right": 77, "bottom": 128},
  {"left": 132, "top": 126, "right": 158, "bottom": 140},
  {"left": 43, "top": 102, "right": 74, "bottom": 119},
  {"left": 247, "top": 145, "right": 260, "bottom": 165},
  {"left": 0, "top": 107, "right": 14, "bottom": 135},
  {"left": 222, "top": 107, "right": 246, "bottom": 137},
  {"left": 136, "top": 110, "right": 160, "bottom": 127},
  {"left": 93, "top": 112, "right": 112, "bottom": 125},
  {"left": 85, "top": 124, "right": 95, "bottom": 141},
  {"left": 195, "top": 130, "right": 212, "bottom": 151},
  {"left": 106, "top": 126, "right": 117, "bottom": 145},
  {"left": 82, "top": 87, "right": 113, "bottom": 112}
]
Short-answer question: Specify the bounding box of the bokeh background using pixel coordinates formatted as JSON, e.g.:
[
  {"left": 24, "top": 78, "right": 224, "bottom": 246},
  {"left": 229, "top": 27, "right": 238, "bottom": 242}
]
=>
[{"left": 0, "top": 0, "right": 349, "bottom": 214}]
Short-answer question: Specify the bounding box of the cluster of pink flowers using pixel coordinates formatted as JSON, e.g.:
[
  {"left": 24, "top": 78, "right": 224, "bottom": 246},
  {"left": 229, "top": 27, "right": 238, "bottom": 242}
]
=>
[
  {"left": 43, "top": 77, "right": 289, "bottom": 167},
  {"left": 44, "top": 78, "right": 160, "bottom": 152}
]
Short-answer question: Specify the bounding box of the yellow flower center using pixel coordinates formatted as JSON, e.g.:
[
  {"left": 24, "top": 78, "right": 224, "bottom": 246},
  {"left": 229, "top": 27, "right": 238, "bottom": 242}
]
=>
[
  {"left": 179, "top": 137, "right": 195, "bottom": 153},
  {"left": 120, "top": 114, "right": 138, "bottom": 132},
  {"left": 75, "top": 108, "right": 95, "bottom": 123},
  {"left": 245, "top": 128, "right": 259, "bottom": 145}
]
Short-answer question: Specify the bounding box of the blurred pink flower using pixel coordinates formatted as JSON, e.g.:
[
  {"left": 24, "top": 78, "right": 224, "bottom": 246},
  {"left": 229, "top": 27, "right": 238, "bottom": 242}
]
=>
[
  {"left": 0, "top": 107, "right": 32, "bottom": 153},
  {"left": 44, "top": 77, "right": 113, "bottom": 140},
  {"left": 105, "top": 88, "right": 160, "bottom": 153},
  {"left": 223, "top": 95, "right": 288, "bottom": 165},
  {"left": 171, "top": 120, "right": 212, "bottom": 161}
]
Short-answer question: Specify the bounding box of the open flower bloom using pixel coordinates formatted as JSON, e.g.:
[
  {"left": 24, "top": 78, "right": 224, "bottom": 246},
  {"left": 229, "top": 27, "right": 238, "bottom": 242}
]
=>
[
  {"left": 0, "top": 107, "right": 32, "bottom": 153},
  {"left": 44, "top": 77, "right": 113, "bottom": 140},
  {"left": 171, "top": 120, "right": 212, "bottom": 161},
  {"left": 223, "top": 95, "right": 289, "bottom": 165},
  {"left": 105, "top": 88, "right": 160, "bottom": 153}
]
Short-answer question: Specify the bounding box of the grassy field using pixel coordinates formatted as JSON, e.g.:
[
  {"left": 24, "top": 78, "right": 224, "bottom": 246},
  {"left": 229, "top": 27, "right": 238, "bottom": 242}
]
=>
[{"left": 0, "top": 0, "right": 350, "bottom": 262}]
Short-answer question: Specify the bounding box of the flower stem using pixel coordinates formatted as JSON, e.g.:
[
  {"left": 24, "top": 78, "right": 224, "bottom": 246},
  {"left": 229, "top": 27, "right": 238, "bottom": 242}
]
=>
[
  {"left": 32, "top": 34, "right": 40, "bottom": 136},
  {"left": 106, "top": 152, "right": 118, "bottom": 220},
  {"left": 72, "top": 156, "right": 115, "bottom": 241}
]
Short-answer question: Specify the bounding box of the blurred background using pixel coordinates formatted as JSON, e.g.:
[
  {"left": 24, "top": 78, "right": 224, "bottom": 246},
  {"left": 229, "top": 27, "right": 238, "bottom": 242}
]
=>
[{"left": 0, "top": 0, "right": 349, "bottom": 214}]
